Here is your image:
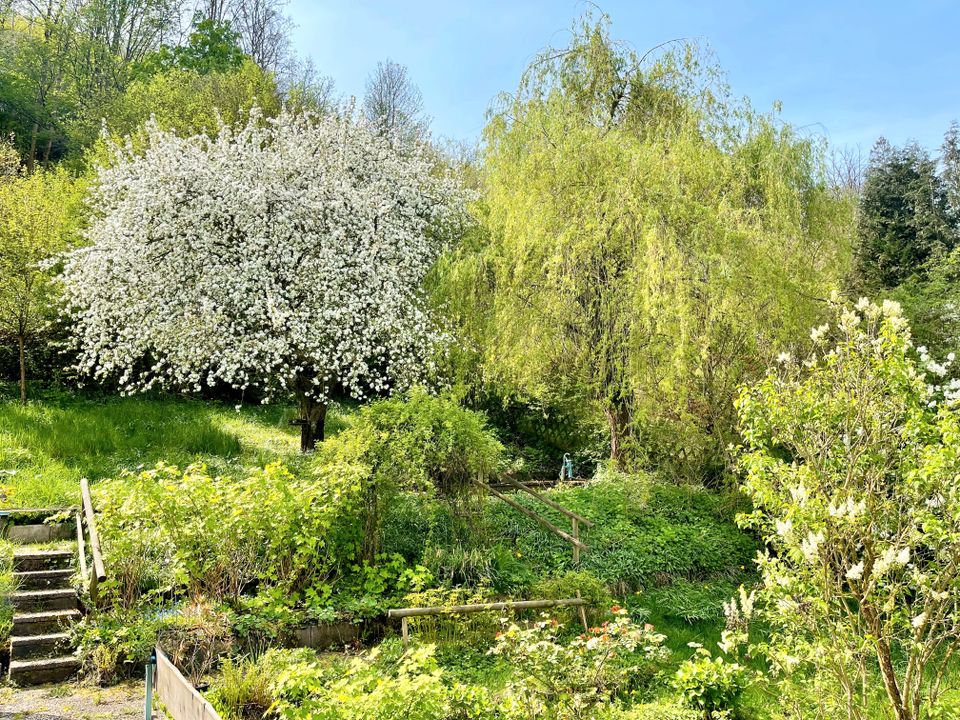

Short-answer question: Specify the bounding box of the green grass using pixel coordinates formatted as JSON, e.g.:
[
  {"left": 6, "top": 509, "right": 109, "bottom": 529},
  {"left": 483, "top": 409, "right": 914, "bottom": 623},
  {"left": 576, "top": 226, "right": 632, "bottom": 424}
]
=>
[{"left": 0, "top": 386, "right": 349, "bottom": 508}]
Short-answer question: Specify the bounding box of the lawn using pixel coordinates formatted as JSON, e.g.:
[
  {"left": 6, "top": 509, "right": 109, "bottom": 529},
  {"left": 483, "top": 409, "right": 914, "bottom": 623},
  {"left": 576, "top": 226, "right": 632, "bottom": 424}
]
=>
[{"left": 0, "top": 385, "right": 348, "bottom": 509}]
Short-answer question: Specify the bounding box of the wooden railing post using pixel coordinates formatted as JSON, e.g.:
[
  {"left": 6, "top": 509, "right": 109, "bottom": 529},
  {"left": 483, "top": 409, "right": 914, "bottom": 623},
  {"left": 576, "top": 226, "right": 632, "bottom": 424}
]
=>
[{"left": 80, "top": 478, "right": 106, "bottom": 604}]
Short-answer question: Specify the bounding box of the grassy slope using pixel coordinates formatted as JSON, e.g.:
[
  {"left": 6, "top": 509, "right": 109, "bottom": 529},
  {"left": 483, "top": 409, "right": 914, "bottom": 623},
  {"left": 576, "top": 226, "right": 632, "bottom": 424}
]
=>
[{"left": 0, "top": 387, "right": 348, "bottom": 508}]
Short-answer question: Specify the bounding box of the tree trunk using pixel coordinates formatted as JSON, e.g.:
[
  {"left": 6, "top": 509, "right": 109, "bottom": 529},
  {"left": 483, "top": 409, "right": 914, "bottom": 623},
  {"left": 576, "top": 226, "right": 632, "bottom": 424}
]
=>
[
  {"left": 17, "top": 334, "right": 26, "bottom": 405},
  {"left": 604, "top": 403, "right": 630, "bottom": 468},
  {"left": 26, "top": 121, "right": 37, "bottom": 174},
  {"left": 297, "top": 395, "right": 328, "bottom": 452}
]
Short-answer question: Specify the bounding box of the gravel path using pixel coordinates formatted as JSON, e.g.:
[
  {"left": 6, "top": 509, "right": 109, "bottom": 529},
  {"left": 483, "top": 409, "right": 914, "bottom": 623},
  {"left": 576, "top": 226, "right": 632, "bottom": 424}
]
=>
[{"left": 0, "top": 680, "right": 157, "bottom": 719}]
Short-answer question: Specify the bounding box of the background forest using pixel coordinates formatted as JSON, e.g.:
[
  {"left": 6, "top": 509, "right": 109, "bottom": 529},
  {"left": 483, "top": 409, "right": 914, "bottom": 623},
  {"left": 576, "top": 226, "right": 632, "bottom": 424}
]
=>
[{"left": 2, "top": 3, "right": 960, "bottom": 720}]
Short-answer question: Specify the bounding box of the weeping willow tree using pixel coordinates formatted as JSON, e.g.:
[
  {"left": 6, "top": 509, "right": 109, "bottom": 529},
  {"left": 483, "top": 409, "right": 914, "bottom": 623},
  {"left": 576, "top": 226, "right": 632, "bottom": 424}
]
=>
[{"left": 447, "top": 14, "right": 854, "bottom": 480}]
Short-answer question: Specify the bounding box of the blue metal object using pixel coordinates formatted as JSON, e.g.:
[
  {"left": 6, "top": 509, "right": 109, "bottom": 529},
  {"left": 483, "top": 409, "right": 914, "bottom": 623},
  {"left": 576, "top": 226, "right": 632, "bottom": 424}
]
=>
[
  {"left": 145, "top": 650, "right": 155, "bottom": 720},
  {"left": 560, "top": 453, "right": 574, "bottom": 481}
]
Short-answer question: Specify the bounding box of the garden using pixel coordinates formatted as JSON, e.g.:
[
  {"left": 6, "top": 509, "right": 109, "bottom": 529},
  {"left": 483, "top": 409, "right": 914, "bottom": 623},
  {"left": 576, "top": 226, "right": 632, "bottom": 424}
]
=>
[{"left": 3, "top": 3, "right": 960, "bottom": 720}]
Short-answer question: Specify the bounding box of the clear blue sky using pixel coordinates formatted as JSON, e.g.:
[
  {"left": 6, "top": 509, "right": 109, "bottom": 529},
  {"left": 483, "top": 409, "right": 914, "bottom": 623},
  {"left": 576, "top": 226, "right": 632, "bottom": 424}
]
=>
[{"left": 289, "top": 1, "right": 959, "bottom": 152}]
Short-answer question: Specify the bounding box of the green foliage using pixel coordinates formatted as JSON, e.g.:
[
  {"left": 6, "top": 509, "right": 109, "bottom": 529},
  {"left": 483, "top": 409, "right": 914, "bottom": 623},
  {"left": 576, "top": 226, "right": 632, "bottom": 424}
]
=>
[
  {"left": 0, "top": 391, "right": 304, "bottom": 509},
  {"left": 445, "top": 13, "right": 853, "bottom": 478},
  {"left": 209, "top": 648, "right": 320, "bottom": 720},
  {"left": 316, "top": 390, "right": 506, "bottom": 558},
  {"left": 856, "top": 138, "right": 957, "bottom": 290},
  {"left": 402, "top": 585, "right": 499, "bottom": 645},
  {"left": 322, "top": 389, "right": 507, "bottom": 496},
  {"left": 0, "top": 167, "right": 83, "bottom": 401},
  {"left": 736, "top": 298, "right": 960, "bottom": 720},
  {"left": 0, "top": 537, "right": 14, "bottom": 644},
  {"left": 96, "top": 59, "right": 281, "bottom": 143},
  {"left": 138, "top": 14, "right": 246, "bottom": 76},
  {"left": 673, "top": 648, "right": 750, "bottom": 720},
  {"left": 271, "top": 642, "right": 494, "bottom": 720},
  {"left": 490, "top": 608, "right": 669, "bottom": 716},
  {"left": 71, "top": 606, "right": 167, "bottom": 684},
  {"left": 94, "top": 460, "right": 364, "bottom": 605},
  {"left": 487, "top": 474, "right": 757, "bottom": 591},
  {"left": 601, "top": 703, "right": 698, "bottom": 720},
  {"left": 530, "top": 570, "right": 614, "bottom": 627}
]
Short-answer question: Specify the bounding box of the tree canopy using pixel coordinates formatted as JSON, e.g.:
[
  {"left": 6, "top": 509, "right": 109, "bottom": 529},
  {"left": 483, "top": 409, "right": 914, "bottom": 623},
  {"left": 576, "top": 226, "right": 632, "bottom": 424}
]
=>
[
  {"left": 444, "top": 15, "right": 854, "bottom": 478},
  {"left": 62, "top": 109, "right": 466, "bottom": 449}
]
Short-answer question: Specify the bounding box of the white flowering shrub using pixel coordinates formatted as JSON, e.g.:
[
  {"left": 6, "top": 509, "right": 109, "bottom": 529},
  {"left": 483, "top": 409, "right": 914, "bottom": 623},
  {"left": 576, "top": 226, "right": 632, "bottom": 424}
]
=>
[
  {"left": 736, "top": 298, "right": 960, "bottom": 720},
  {"left": 62, "top": 109, "right": 466, "bottom": 448}
]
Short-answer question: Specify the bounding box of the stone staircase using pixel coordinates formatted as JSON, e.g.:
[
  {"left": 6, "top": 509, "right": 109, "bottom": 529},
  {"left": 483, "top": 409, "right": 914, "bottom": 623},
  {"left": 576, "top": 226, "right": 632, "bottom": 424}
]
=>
[{"left": 8, "top": 537, "right": 81, "bottom": 685}]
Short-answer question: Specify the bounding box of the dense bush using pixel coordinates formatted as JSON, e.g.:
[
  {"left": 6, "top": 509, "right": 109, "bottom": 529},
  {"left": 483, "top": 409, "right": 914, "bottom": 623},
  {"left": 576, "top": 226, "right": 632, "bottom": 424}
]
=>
[
  {"left": 490, "top": 608, "right": 668, "bottom": 715},
  {"left": 315, "top": 390, "right": 507, "bottom": 558},
  {"left": 94, "top": 460, "right": 365, "bottom": 605}
]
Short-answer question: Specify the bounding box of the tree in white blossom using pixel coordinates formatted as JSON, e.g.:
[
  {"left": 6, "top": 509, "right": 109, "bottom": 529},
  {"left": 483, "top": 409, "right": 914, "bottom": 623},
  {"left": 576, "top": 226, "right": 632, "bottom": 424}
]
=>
[
  {"left": 736, "top": 298, "right": 960, "bottom": 720},
  {"left": 62, "top": 108, "right": 466, "bottom": 450}
]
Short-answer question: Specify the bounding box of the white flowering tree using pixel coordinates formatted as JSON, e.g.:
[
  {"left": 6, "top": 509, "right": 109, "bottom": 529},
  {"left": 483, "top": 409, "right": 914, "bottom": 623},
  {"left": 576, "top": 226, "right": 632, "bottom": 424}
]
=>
[
  {"left": 736, "top": 298, "right": 960, "bottom": 720},
  {"left": 62, "top": 109, "right": 465, "bottom": 450}
]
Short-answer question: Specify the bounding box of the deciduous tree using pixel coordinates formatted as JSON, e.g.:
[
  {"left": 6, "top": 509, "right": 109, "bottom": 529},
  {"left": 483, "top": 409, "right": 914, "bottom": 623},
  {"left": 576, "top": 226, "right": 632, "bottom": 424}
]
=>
[
  {"left": 62, "top": 109, "right": 466, "bottom": 449},
  {"left": 0, "top": 162, "right": 79, "bottom": 402}
]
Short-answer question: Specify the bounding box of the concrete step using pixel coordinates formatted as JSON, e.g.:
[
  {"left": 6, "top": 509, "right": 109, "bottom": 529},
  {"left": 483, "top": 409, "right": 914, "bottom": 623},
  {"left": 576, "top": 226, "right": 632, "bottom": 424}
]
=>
[
  {"left": 10, "top": 632, "right": 71, "bottom": 661},
  {"left": 8, "top": 523, "right": 74, "bottom": 544},
  {"left": 13, "top": 568, "right": 74, "bottom": 590},
  {"left": 12, "top": 609, "right": 81, "bottom": 636},
  {"left": 11, "top": 588, "right": 77, "bottom": 613},
  {"left": 9, "top": 655, "right": 80, "bottom": 685},
  {"left": 13, "top": 548, "right": 74, "bottom": 572}
]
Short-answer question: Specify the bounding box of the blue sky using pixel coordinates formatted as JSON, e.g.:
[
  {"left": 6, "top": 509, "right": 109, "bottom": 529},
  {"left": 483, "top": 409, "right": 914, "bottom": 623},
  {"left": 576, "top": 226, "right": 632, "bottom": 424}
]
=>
[{"left": 288, "top": 1, "right": 959, "bottom": 152}]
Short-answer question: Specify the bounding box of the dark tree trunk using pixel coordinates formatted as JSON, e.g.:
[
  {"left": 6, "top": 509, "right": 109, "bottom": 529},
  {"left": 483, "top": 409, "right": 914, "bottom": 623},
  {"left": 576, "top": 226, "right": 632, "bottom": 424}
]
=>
[
  {"left": 27, "top": 122, "right": 37, "bottom": 174},
  {"left": 17, "top": 334, "right": 26, "bottom": 405},
  {"left": 297, "top": 395, "right": 328, "bottom": 452},
  {"left": 604, "top": 403, "right": 630, "bottom": 468}
]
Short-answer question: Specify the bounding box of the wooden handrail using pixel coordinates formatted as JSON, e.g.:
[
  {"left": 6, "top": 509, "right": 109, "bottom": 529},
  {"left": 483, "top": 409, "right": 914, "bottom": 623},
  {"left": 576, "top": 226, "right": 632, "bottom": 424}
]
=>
[
  {"left": 388, "top": 597, "right": 586, "bottom": 619},
  {"left": 75, "top": 511, "right": 88, "bottom": 580},
  {"left": 500, "top": 477, "right": 595, "bottom": 528},
  {"left": 477, "top": 481, "right": 588, "bottom": 551},
  {"left": 80, "top": 478, "right": 106, "bottom": 601}
]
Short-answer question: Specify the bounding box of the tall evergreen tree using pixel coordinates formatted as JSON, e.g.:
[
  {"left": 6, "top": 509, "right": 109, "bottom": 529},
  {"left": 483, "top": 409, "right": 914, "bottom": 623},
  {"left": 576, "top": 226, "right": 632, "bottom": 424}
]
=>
[{"left": 856, "top": 138, "right": 956, "bottom": 289}]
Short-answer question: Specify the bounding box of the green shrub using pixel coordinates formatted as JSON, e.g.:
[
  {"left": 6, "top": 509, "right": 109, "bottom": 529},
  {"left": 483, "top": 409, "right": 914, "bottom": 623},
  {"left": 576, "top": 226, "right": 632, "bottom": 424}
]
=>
[
  {"left": 72, "top": 606, "right": 167, "bottom": 684},
  {"left": 316, "top": 390, "right": 507, "bottom": 558},
  {"left": 673, "top": 648, "right": 750, "bottom": 720},
  {"left": 530, "top": 570, "right": 614, "bottom": 628},
  {"left": 270, "top": 641, "right": 497, "bottom": 720},
  {"left": 95, "top": 460, "right": 365, "bottom": 605},
  {"left": 599, "top": 702, "right": 699, "bottom": 720},
  {"left": 319, "top": 389, "right": 506, "bottom": 496},
  {"left": 490, "top": 608, "right": 669, "bottom": 714},
  {"left": 209, "top": 648, "right": 319, "bottom": 720}
]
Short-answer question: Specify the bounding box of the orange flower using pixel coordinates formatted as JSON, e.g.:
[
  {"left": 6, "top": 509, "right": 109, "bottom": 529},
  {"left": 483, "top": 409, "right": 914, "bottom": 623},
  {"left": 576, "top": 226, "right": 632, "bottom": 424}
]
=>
[{"left": 611, "top": 605, "right": 621, "bottom": 613}]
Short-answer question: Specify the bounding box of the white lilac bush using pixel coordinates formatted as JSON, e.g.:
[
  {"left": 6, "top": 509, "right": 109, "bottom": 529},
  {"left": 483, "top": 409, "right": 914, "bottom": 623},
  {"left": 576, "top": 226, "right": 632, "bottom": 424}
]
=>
[
  {"left": 62, "top": 108, "right": 467, "bottom": 446},
  {"left": 736, "top": 297, "right": 960, "bottom": 720}
]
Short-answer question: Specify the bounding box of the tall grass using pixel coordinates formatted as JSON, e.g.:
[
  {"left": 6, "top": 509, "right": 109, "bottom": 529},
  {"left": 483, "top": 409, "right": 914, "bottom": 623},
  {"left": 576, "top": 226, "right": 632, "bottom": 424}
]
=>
[{"left": 0, "top": 388, "right": 346, "bottom": 508}]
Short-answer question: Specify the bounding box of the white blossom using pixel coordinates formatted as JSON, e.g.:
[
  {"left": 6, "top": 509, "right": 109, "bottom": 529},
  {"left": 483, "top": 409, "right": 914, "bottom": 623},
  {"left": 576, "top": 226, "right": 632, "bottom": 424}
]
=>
[
  {"left": 61, "top": 109, "right": 467, "bottom": 408},
  {"left": 810, "top": 324, "right": 830, "bottom": 343},
  {"left": 845, "top": 562, "right": 864, "bottom": 580}
]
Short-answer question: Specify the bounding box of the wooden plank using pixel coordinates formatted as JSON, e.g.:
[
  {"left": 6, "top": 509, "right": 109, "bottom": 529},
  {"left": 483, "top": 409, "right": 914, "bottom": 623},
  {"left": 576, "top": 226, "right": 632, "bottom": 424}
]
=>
[
  {"left": 80, "top": 478, "right": 106, "bottom": 584},
  {"left": 76, "top": 512, "right": 88, "bottom": 580},
  {"left": 478, "top": 482, "right": 588, "bottom": 551},
  {"left": 501, "top": 477, "right": 595, "bottom": 527},
  {"left": 155, "top": 647, "right": 222, "bottom": 720},
  {"left": 388, "top": 597, "right": 587, "bottom": 619}
]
